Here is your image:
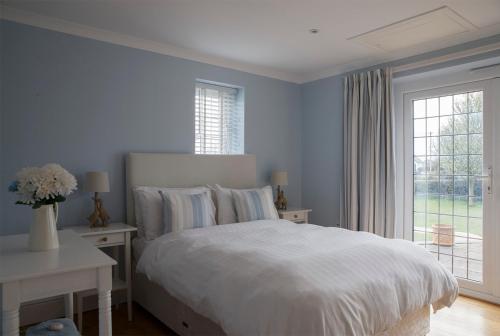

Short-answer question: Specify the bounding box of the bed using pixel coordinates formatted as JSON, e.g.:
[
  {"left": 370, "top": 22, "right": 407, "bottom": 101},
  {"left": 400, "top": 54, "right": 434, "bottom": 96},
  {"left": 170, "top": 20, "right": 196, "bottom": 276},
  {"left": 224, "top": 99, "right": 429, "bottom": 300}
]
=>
[{"left": 127, "top": 153, "right": 458, "bottom": 336}]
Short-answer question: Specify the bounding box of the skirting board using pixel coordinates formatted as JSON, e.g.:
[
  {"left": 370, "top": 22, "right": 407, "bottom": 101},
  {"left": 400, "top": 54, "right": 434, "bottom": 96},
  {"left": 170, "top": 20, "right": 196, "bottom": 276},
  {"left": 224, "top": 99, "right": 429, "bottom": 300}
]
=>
[
  {"left": 459, "top": 288, "right": 500, "bottom": 305},
  {"left": 20, "top": 292, "right": 126, "bottom": 326}
]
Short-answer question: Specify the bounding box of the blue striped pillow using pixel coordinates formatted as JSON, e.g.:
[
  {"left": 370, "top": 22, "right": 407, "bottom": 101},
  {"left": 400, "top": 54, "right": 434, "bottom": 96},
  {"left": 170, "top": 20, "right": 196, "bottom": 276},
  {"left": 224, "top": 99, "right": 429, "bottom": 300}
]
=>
[
  {"left": 160, "top": 190, "right": 216, "bottom": 233},
  {"left": 231, "top": 186, "right": 279, "bottom": 222}
]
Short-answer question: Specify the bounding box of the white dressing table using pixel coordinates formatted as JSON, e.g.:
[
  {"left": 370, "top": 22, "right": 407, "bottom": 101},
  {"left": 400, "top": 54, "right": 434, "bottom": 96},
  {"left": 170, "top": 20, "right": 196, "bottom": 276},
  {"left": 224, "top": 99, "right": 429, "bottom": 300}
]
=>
[{"left": 0, "top": 230, "right": 116, "bottom": 336}]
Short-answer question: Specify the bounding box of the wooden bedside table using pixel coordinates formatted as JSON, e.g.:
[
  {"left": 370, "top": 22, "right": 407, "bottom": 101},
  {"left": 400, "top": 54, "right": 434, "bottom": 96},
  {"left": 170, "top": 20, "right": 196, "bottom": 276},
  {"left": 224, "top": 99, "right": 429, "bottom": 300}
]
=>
[
  {"left": 71, "top": 223, "right": 136, "bottom": 331},
  {"left": 278, "top": 208, "right": 312, "bottom": 224}
]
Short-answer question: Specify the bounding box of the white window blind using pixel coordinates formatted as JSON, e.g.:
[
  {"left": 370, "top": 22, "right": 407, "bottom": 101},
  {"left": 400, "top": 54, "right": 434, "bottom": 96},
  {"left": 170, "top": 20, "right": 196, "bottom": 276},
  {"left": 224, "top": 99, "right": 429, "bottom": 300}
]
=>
[{"left": 195, "top": 82, "right": 243, "bottom": 154}]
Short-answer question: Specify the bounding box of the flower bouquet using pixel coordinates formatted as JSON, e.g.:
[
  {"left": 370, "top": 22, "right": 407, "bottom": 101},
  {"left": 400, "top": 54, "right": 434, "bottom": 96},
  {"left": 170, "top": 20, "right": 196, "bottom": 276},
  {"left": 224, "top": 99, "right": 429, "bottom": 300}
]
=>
[{"left": 9, "top": 164, "right": 77, "bottom": 251}]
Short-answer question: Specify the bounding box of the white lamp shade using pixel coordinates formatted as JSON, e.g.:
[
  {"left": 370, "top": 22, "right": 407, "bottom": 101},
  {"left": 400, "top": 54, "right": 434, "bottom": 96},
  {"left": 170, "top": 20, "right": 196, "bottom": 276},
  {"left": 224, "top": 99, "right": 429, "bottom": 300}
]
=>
[
  {"left": 271, "top": 171, "right": 288, "bottom": 186},
  {"left": 84, "top": 171, "right": 110, "bottom": 192}
]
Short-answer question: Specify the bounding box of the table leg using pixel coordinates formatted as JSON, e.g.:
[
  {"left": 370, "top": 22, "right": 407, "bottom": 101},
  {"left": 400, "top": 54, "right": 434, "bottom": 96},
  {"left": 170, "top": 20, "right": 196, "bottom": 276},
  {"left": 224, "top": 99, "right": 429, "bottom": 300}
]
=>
[
  {"left": 111, "top": 245, "right": 120, "bottom": 310},
  {"left": 97, "top": 266, "right": 112, "bottom": 336},
  {"left": 2, "top": 282, "right": 20, "bottom": 336},
  {"left": 2, "top": 309, "right": 19, "bottom": 336},
  {"left": 125, "top": 231, "right": 132, "bottom": 321},
  {"left": 112, "top": 245, "right": 120, "bottom": 279},
  {"left": 77, "top": 294, "right": 83, "bottom": 331},
  {"left": 98, "top": 291, "right": 111, "bottom": 336},
  {"left": 64, "top": 292, "right": 74, "bottom": 320}
]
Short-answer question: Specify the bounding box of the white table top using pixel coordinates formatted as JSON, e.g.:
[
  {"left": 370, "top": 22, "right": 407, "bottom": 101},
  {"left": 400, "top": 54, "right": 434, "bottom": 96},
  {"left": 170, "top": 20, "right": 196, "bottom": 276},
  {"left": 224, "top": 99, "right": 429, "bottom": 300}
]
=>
[
  {"left": 0, "top": 230, "right": 116, "bottom": 283},
  {"left": 70, "top": 222, "right": 137, "bottom": 236}
]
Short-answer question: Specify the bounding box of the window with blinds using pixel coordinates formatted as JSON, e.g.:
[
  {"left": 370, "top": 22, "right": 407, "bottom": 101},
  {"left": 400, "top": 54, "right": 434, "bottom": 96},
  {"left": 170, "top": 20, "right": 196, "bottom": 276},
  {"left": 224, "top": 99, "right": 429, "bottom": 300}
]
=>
[{"left": 195, "top": 82, "right": 244, "bottom": 154}]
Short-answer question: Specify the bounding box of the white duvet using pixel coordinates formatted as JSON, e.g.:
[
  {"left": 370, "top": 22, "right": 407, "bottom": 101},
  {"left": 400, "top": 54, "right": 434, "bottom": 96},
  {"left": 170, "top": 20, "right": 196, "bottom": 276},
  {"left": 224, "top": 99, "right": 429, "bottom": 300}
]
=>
[{"left": 137, "top": 220, "right": 458, "bottom": 336}]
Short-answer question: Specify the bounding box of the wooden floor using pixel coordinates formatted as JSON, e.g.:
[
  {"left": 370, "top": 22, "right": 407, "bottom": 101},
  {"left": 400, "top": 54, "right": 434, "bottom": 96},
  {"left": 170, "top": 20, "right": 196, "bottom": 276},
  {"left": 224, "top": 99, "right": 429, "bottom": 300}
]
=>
[
  {"left": 78, "top": 295, "right": 500, "bottom": 335},
  {"left": 428, "top": 296, "right": 500, "bottom": 336},
  {"left": 81, "top": 303, "right": 175, "bottom": 336}
]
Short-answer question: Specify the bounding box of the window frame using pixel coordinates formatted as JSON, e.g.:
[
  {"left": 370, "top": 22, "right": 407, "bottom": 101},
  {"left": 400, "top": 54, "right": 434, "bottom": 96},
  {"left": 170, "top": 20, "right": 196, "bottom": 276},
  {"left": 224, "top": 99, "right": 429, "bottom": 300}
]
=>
[
  {"left": 194, "top": 81, "right": 244, "bottom": 155},
  {"left": 394, "top": 65, "right": 500, "bottom": 303},
  {"left": 401, "top": 79, "right": 496, "bottom": 297}
]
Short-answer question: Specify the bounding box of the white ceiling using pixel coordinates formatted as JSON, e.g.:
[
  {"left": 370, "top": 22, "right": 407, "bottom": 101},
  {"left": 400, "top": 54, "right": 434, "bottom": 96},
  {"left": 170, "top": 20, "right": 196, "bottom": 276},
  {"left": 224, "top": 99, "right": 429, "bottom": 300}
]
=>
[{"left": 2, "top": 0, "right": 500, "bottom": 83}]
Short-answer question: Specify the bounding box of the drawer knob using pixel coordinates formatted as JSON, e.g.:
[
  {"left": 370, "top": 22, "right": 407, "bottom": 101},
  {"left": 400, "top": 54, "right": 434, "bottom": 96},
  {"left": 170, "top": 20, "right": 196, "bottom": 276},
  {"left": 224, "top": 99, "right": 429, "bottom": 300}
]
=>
[
  {"left": 294, "top": 214, "right": 298, "bottom": 218},
  {"left": 100, "top": 237, "right": 108, "bottom": 242}
]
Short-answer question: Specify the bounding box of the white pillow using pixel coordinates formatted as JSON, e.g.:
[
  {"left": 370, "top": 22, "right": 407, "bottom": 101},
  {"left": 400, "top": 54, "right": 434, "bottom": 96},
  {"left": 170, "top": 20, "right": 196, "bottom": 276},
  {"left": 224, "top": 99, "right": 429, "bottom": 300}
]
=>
[
  {"left": 160, "top": 190, "right": 216, "bottom": 233},
  {"left": 232, "top": 186, "right": 279, "bottom": 222},
  {"left": 213, "top": 184, "right": 238, "bottom": 224},
  {"left": 133, "top": 190, "right": 145, "bottom": 238},
  {"left": 134, "top": 186, "right": 210, "bottom": 240}
]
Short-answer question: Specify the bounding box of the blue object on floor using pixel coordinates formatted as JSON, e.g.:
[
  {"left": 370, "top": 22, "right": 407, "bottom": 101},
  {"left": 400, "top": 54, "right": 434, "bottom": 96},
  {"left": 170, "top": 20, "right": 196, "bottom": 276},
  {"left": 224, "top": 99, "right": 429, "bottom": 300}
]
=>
[{"left": 26, "top": 318, "right": 80, "bottom": 336}]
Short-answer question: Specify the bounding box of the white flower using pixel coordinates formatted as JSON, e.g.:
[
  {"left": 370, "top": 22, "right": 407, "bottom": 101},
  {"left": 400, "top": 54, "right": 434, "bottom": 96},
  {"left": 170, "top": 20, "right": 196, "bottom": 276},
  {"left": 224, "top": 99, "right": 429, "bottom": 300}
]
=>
[
  {"left": 14, "top": 164, "right": 77, "bottom": 204},
  {"left": 42, "top": 164, "right": 77, "bottom": 197},
  {"left": 17, "top": 166, "right": 44, "bottom": 199}
]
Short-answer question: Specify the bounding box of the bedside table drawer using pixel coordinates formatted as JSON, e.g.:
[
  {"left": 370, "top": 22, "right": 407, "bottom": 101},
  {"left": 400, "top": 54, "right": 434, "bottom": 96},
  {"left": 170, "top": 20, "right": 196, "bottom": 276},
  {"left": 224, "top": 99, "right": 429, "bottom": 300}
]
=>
[
  {"left": 281, "top": 211, "right": 306, "bottom": 222},
  {"left": 85, "top": 232, "right": 124, "bottom": 246}
]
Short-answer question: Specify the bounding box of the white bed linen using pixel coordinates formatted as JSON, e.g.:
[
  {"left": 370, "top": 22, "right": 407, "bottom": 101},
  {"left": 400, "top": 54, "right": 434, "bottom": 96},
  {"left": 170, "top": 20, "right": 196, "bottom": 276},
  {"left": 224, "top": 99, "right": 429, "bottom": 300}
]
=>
[{"left": 136, "top": 220, "right": 458, "bottom": 336}]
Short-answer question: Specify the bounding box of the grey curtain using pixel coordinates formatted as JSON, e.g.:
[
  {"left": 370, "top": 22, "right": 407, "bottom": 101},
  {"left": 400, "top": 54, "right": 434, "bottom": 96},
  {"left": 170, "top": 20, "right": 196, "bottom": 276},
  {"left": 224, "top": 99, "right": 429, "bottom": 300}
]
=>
[{"left": 343, "top": 68, "right": 395, "bottom": 238}]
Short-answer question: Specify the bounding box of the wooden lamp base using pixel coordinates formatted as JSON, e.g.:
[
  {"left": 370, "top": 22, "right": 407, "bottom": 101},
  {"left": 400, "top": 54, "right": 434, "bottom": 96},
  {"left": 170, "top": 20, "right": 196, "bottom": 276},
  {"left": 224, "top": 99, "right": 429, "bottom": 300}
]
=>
[
  {"left": 274, "top": 185, "right": 288, "bottom": 210},
  {"left": 88, "top": 192, "right": 111, "bottom": 227}
]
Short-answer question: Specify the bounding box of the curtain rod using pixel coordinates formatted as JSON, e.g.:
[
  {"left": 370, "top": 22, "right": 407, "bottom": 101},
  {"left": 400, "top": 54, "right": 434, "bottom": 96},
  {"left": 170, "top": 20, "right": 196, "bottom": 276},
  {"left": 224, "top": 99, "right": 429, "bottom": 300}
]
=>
[{"left": 392, "top": 41, "right": 500, "bottom": 74}]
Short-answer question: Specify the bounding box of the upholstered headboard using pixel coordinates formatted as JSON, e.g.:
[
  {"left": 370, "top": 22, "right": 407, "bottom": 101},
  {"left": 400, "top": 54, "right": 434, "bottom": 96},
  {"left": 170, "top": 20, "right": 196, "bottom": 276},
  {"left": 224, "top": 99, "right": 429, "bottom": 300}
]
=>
[{"left": 126, "top": 153, "right": 257, "bottom": 226}]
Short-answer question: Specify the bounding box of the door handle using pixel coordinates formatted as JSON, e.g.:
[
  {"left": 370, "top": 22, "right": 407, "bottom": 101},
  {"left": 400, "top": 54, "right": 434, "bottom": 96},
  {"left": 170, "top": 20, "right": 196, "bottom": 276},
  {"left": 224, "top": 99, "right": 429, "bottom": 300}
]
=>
[{"left": 474, "top": 166, "right": 492, "bottom": 195}]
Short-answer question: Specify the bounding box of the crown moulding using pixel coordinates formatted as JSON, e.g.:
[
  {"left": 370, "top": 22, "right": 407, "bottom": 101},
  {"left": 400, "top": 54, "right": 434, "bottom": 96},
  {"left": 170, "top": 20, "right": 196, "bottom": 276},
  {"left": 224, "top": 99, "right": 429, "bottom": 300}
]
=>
[{"left": 2, "top": 5, "right": 500, "bottom": 84}]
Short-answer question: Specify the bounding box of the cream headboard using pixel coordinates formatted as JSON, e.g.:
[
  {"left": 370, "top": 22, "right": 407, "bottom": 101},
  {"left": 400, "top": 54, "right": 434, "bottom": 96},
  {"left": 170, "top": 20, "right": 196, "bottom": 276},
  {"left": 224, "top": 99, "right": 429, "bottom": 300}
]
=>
[{"left": 126, "top": 153, "right": 257, "bottom": 226}]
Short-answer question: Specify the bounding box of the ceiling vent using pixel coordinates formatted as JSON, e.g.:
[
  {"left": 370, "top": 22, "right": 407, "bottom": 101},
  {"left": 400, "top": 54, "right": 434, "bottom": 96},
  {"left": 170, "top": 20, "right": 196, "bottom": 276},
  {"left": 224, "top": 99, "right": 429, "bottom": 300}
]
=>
[{"left": 348, "top": 6, "right": 477, "bottom": 52}]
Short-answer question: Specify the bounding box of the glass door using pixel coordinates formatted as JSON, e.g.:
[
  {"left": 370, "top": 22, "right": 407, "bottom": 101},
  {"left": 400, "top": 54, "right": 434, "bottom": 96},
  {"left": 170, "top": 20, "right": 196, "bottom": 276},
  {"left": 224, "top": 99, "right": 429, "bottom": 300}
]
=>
[{"left": 404, "top": 80, "right": 493, "bottom": 294}]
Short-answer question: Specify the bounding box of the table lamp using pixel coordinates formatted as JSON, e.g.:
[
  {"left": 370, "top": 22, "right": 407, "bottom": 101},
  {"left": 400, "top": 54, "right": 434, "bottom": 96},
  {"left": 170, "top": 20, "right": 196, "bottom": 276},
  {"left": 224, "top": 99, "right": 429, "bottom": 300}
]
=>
[
  {"left": 84, "top": 171, "right": 110, "bottom": 227},
  {"left": 271, "top": 171, "right": 288, "bottom": 210}
]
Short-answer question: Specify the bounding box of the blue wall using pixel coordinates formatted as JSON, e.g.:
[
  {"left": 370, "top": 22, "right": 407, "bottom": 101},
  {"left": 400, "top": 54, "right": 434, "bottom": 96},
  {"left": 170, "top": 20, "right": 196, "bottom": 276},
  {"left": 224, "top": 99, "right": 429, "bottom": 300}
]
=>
[
  {"left": 301, "top": 34, "right": 500, "bottom": 227},
  {"left": 0, "top": 20, "right": 302, "bottom": 235},
  {"left": 301, "top": 75, "right": 343, "bottom": 226},
  {"left": 2, "top": 19, "right": 500, "bottom": 234}
]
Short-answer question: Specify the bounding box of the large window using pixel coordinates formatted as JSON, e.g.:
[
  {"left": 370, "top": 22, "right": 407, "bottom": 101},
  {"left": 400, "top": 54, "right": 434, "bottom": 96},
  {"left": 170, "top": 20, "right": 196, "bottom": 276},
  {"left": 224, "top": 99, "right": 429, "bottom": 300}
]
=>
[
  {"left": 195, "top": 82, "right": 244, "bottom": 154},
  {"left": 412, "top": 91, "right": 484, "bottom": 283},
  {"left": 400, "top": 75, "right": 500, "bottom": 300}
]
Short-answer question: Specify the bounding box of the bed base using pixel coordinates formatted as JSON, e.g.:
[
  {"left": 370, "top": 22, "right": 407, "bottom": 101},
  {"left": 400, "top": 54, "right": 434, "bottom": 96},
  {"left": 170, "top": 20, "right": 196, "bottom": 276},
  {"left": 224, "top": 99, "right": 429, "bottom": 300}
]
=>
[
  {"left": 133, "top": 271, "right": 430, "bottom": 336},
  {"left": 134, "top": 271, "right": 225, "bottom": 335}
]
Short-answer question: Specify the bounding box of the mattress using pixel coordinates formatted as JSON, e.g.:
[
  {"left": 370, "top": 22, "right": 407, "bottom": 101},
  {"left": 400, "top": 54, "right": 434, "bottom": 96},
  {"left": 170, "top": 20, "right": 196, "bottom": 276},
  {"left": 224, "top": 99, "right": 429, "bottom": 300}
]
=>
[
  {"left": 133, "top": 271, "right": 430, "bottom": 336},
  {"left": 137, "top": 219, "right": 458, "bottom": 335},
  {"left": 132, "top": 236, "right": 149, "bottom": 262}
]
